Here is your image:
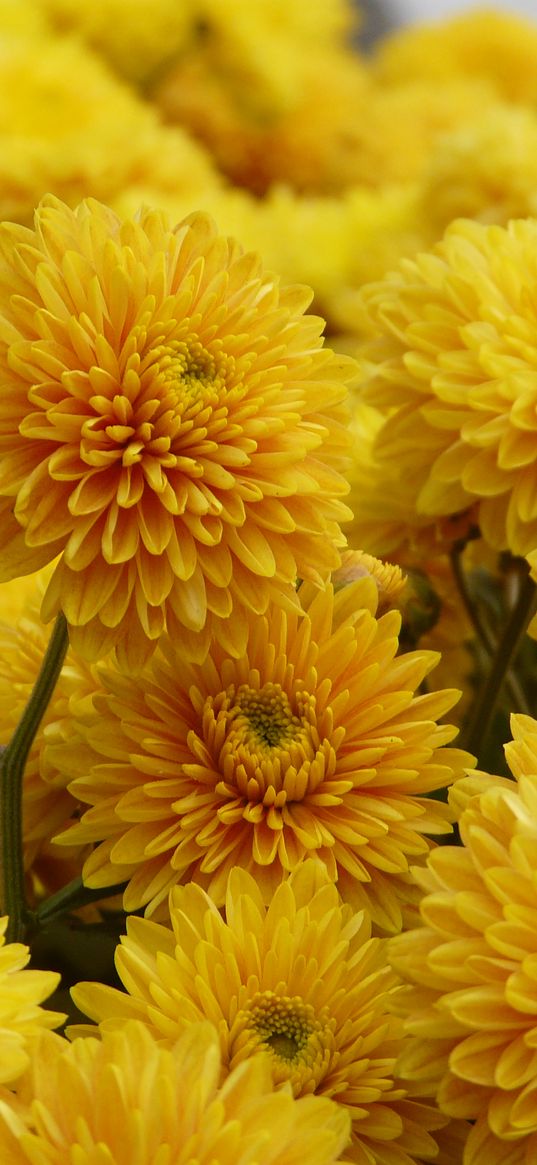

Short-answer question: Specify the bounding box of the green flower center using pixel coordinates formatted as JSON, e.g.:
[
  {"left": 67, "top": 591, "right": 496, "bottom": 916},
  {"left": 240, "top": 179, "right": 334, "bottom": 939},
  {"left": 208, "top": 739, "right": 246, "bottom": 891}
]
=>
[
  {"left": 234, "top": 990, "right": 335, "bottom": 1095},
  {"left": 265, "top": 1032, "right": 304, "bottom": 1061},
  {"left": 235, "top": 682, "right": 301, "bottom": 750},
  {"left": 157, "top": 338, "right": 224, "bottom": 396},
  {"left": 250, "top": 992, "right": 315, "bottom": 1061}
]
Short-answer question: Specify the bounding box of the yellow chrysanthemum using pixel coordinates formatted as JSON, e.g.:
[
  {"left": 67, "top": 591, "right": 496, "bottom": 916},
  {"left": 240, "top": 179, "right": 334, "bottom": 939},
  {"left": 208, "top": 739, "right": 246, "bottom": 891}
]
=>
[
  {"left": 358, "top": 217, "right": 537, "bottom": 558},
  {"left": 52, "top": 577, "right": 471, "bottom": 931},
  {"left": 154, "top": 0, "right": 360, "bottom": 144},
  {"left": 336, "top": 77, "right": 498, "bottom": 193},
  {"left": 346, "top": 397, "right": 478, "bottom": 563},
  {"left": 113, "top": 183, "right": 349, "bottom": 330},
  {"left": 373, "top": 8, "right": 537, "bottom": 106},
  {"left": 153, "top": 10, "right": 492, "bottom": 198},
  {"left": 0, "top": 1020, "right": 350, "bottom": 1165},
  {"left": 332, "top": 549, "right": 407, "bottom": 615},
  {"left": 38, "top": 0, "right": 356, "bottom": 94},
  {"left": 330, "top": 185, "right": 425, "bottom": 335},
  {"left": 155, "top": 41, "right": 370, "bottom": 196},
  {"left": 345, "top": 401, "right": 478, "bottom": 720},
  {"left": 0, "top": 0, "right": 49, "bottom": 41},
  {"left": 0, "top": 34, "right": 219, "bottom": 226},
  {"left": 0, "top": 572, "right": 95, "bottom": 896},
  {"left": 419, "top": 104, "right": 537, "bottom": 237},
  {"left": 0, "top": 572, "right": 50, "bottom": 627},
  {"left": 345, "top": 415, "right": 476, "bottom": 718},
  {"left": 35, "top": 0, "right": 192, "bottom": 87},
  {"left": 0, "top": 916, "right": 63, "bottom": 1086},
  {"left": 390, "top": 713, "right": 537, "bottom": 1164},
  {"left": 112, "top": 119, "right": 221, "bottom": 209},
  {"left": 72, "top": 863, "right": 456, "bottom": 1164},
  {"left": 0, "top": 195, "right": 352, "bottom": 670},
  {"left": 114, "top": 181, "right": 423, "bottom": 339}
]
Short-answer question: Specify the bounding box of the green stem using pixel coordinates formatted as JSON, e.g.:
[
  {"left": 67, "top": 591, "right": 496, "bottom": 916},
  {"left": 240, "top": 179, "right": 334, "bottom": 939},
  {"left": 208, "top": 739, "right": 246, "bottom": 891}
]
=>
[
  {"left": 0, "top": 613, "right": 69, "bottom": 943},
  {"left": 449, "top": 545, "right": 530, "bottom": 715},
  {"left": 450, "top": 542, "right": 495, "bottom": 653},
  {"left": 31, "top": 876, "right": 127, "bottom": 929},
  {"left": 461, "top": 568, "right": 537, "bottom": 759}
]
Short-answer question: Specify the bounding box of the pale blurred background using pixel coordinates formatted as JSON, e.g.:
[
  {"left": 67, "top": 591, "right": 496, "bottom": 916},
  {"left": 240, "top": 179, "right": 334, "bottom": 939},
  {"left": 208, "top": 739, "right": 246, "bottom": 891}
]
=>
[
  {"left": 388, "top": 0, "right": 537, "bottom": 21},
  {"left": 360, "top": 0, "right": 537, "bottom": 45}
]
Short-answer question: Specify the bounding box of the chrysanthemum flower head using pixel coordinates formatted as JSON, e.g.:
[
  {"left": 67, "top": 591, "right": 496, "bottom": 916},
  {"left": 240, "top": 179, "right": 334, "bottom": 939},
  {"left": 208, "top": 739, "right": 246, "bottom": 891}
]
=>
[
  {"left": 114, "top": 182, "right": 351, "bottom": 335},
  {"left": 390, "top": 713, "right": 537, "bottom": 1164},
  {"left": 0, "top": 0, "right": 49, "bottom": 41},
  {"left": 419, "top": 104, "right": 537, "bottom": 236},
  {"left": 0, "top": 571, "right": 49, "bottom": 626},
  {"left": 115, "top": 181, "right": 422, "bottom": 342},
  {"left": 52, "top": 576, "right": 471, "bottom": 931},
  {"left": 0, "top": 195, "right": 352, "bottom": 670},
  {"left": 72, "top": 862, "right": 454, "bottom": 1164},
  {"left": 0, "top": 1019, "right": 351, "bottom": 1165},
  {"left": 338, "top": 76, "right": 498, "bottom": 192},
  {"left": 0, "top": 35, "right": 219, "bottom": 226},
  {"left": 346, "top": 400, "right": 477, "bottom": 719},
  {"left": 0, "top": 916, "right": 64, "bottom": 1086},
  {"left": 141, "top": 0, "right": 364, "bottom": 198},
  {"left": 346, "top": 395, "right": 477, "bottom": 563},
  {"left": 373, "top": 8, "right": 537, "bottom": 106},
  {"left": 39, "top": 0, "right": 357, "bottom": 94},
  {"left": 35, "top": 0, "right": 192, "bottom": 87},
  {"left": 358, "top": 216, "right": 537, "bottom": 558},
  {"left": 333, "top": 184, "right": 425, "bottom": 330},
  {"left": 332, "top": 548, "right": 407, "bottom": 615}
]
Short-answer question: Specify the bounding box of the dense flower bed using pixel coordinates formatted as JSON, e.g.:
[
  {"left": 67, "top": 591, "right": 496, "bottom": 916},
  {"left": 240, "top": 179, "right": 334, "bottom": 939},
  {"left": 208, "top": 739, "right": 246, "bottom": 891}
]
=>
[{"left": 1, "top": 3, "right": 537, "bottom": 1162}]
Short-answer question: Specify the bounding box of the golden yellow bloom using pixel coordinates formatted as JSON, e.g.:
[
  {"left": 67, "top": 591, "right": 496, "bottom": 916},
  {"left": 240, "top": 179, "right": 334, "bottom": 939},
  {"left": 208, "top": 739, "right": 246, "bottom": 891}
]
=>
[
  {"left": 0, "top": 35, "right": 219, "bottom": 226},
  {"left": 346, "top": 396, "right": 478, "bottom": 563},
  {"left": 0, "top": 196, "right": 351, "bottom": 670},
  {"left": 39, "top": 0, "right": 357, "bottom": 93},
  {"left": 374, "top": 8, "right": 537, "bottom": 106},
  {"left": 73, "top": 863, "right": 454, "bottom": 1163},
  {"left": 154, "top": 8, "right": 491, "bottom": 198},
  {"left": 358, "top": 217, "right": 537, "bottom": 558},
  {"left": 330, "top": 184, "right": 425, "bottom": 334},
  {"left": 0, "top": 572, "right": 50, "bottom": 627},
  {"left": 54, "top": 577, "right": 470, "bottom": 931},
  {"left": 339, "top": 77, "right": 498, "bottom": 192},
  {"left": 155, "top": 41, "right": 370, "bottom": 196},
  {"left": 0, "top": 916, "right": 63, "bottom": 1085},
  {"left": 113, "top": 120, "right": 221, "bottom": 210},
  {"left": 35, "top": 0, "right": 192, "bottom": 87},
  {"left": 390, "top": 713, "right": 537, "bottom": 1164},
  {"left": 114, "top": 181, "right": 423, "bottom": 340},
  {"left": 419, "top": 104, "right": 537, "bottom": 237},
  {"left": 0, "top": 572, "right": 93, "bottom": 896},
  {"left": 0, "top": 1020, "right": 351, "bottom": 1165},
  {"left": 0, "top": 0, "right": 49, "bottom": 41},
  {"left": 332, "top": 549, "right": 407, "bottom": 615}
]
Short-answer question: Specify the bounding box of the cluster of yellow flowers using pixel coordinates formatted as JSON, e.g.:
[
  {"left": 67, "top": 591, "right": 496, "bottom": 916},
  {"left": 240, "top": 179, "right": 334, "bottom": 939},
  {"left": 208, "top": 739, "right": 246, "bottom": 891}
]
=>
[{"left": 3, "top": 2, "right": 537, "bottom": 1163}]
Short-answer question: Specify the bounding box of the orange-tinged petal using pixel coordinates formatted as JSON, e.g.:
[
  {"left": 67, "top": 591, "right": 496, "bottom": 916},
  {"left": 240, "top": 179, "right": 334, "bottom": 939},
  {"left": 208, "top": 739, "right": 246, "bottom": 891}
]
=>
[{"left": 0, "top": 505, "right": 63, "bottom": 583}]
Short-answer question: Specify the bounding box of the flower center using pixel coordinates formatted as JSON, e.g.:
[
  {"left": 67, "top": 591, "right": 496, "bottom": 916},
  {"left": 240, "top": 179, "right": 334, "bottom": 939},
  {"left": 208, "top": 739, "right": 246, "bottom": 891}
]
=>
[
  {"left": 208, "top": 680, "right": 319, "bottom": 808},
  {"left": 80, "top": 335, "right": 230, "bottom": 472},
  {"left": 155, "top": 338, "right": 226, "bottom": 399},
  {"left": 189, "top": 675, "right": 347, "bottom": 834},
  {"left": 251, "top": 993, "right": 314, "bottom": 1060},
  {"left": 232, "top": 991, "right": 334, "bottom": 1094},
  {"left": 265, "top": 1032, "right": 302, "bottom": 1061},
  {"left": 235, "top": 683, "right": 301, "bottom": 750}
]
